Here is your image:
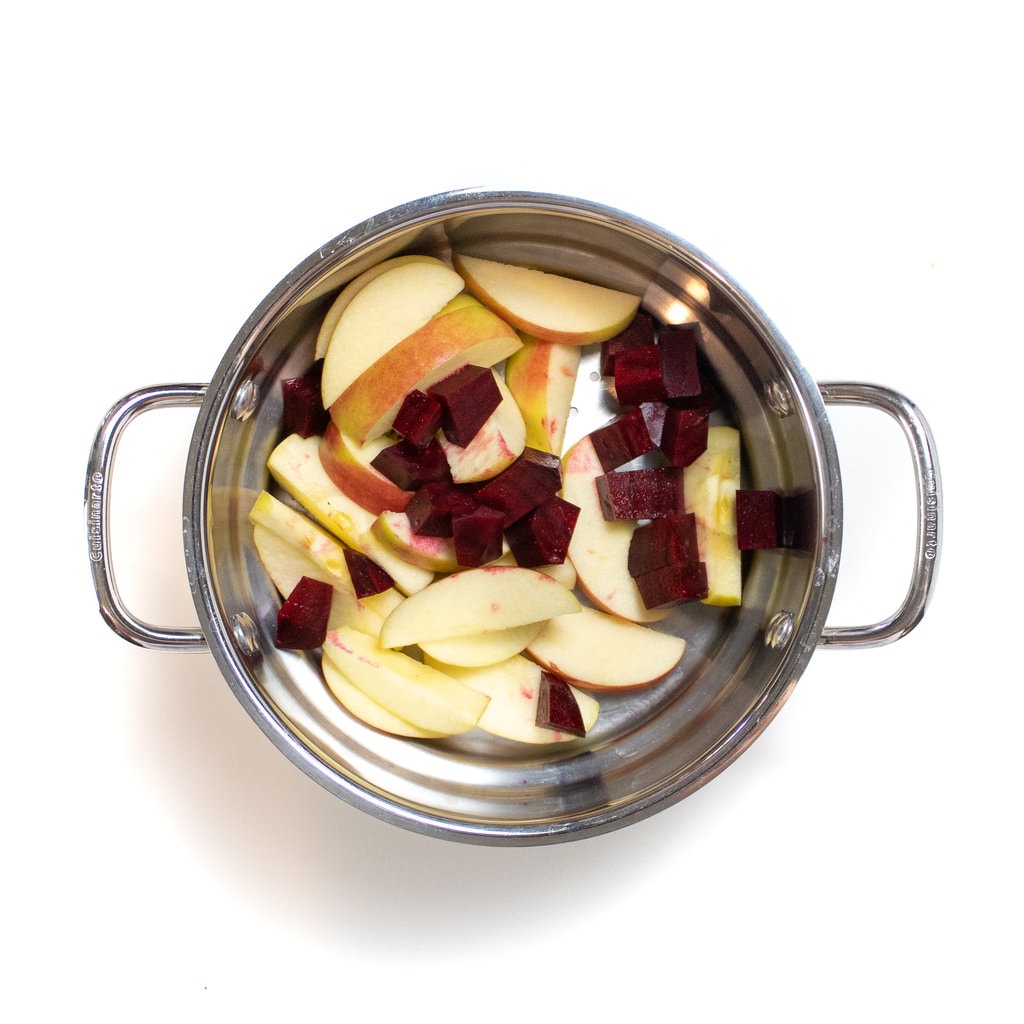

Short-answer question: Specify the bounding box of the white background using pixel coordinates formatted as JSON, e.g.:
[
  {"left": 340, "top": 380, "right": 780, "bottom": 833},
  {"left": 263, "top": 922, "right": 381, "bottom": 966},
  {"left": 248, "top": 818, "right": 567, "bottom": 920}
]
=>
[{"left": 3, "top": 2, "right": 1019, "bottom": 1020}]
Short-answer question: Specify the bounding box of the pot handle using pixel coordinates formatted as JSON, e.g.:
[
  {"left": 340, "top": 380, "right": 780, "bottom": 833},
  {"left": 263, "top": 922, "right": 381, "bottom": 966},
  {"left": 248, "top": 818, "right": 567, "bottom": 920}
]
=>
[
  {"left": 85, "top": 384, "right": 209, "bottom": 652},
  {"left": 817, "top": 381, "right": 941, "bottom": 648}
]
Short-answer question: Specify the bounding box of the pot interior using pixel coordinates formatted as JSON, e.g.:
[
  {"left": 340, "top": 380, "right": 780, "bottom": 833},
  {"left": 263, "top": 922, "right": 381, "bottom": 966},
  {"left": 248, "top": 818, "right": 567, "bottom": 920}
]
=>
[{"left": 186, "top": 191, "right": 841, "bottom": 844}]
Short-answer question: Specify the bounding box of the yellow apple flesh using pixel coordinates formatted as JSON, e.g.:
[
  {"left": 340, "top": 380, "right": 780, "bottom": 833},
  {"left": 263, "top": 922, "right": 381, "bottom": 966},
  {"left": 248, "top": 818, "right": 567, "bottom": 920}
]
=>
[
  {"left": 319, "top": 421, "right": 411, "bottom": 515},
  {"left": 453, "top": 253, "right": 641, "bottom": 346},
  {"left": 418, "top": 620, "right": 545, "bottom": 668},
  {"left": 370, "top": 510, "right": 460, "bottom": 573},
  {"left": 378, "top": 565, "right": 581, "bottom": 650},
  {"left": 561, "top": 435, "right": 669, "bottom": 624},
  {"left": 321, "top": 256, "right": 465, "bottom": 410},
  {"left": 330, "top": 295, "right": 522, "bottom": 445},
  {"left": 527, "top": 605, "right": 686, "bottom": 690},
  {"left": 322, "top": 626, "right": 489, "bottom": 735},
  {"left": 504, "top": 334, "right": 581, "bottom": 454}
]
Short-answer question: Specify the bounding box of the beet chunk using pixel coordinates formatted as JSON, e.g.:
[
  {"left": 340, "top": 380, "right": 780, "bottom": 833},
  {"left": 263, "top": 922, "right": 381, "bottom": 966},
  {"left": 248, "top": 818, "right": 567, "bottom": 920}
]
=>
[
  {"left": 634, "top": 560, "right": 709, "bottom": 608},
  {"left": 371, "top": 437, "right": 450, "bottom": 491},
  {"left": 452, "top": 505, "right": 506, "bottom": 567},
  {"left": 405, "top": 480, "right": 478, "bottom": 537},
  {"left": 428, "top": 365, "right": 502, "bottom": 447},
  {"left": 628, "top": 514, "right": 701, "bottom": 577},
  {"left": 275, "top": 575, "right": 333, "bottom": 649},
  {"left": 589, "top": 407, "right": 655, "bottom": 471},
  {"left": 600, "top": 309, "right": 657, "bottom": 376},
  {"left": 392, "top": 389, "right": 443, "bottom": 448},
  {"left": 613, "top": 344, "right": 665, "bottom": 405},
  {"left": 736, "top": 489, "right": 782, "bottom": 549},
  {"left": 474, "top": 448, "right": 563, "bottom": 526},
  {"left": 281, "top": 361, "right": 330, "bottom": 438},
  {"left": 343, "top": 548, "right": 394, "bottom": 598},
  {"left": 505, "top": 495, "right": 580, "bottom": 567},
  {"left": 660, "top": 406, "right": 710, "bottom": 467},
  {"left": 596, "top": 466, "right": 684, "bottom": 521},
  {"left": 536, "top": 671, "right": 586, "bottom": 737},
  {"left": 658, "top": 322, "right": 702, "bottom": 399}
]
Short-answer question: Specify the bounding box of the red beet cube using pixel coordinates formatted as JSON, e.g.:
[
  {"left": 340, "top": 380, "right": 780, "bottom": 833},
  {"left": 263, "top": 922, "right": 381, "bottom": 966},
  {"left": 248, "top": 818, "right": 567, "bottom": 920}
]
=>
[
  {"left": 589, "top": 407, "right": 655, "bottom": 471},
  {"left": 660, "top": 406, "right": 710, "bottom": 467},
  {"left": 613, "top": 344, "right": 665, "bottom": 405},
  {"left": 596, "top": 466, "right": 684, "bottom": 521},
  {"left": 452, "top": 505, "right": 506, "bottom": 567},
  {"left": 599, "top": 309, "right": 657, "bottom": 376},
  {"left": 627, "top": 514, "right": 701, "bottom": 577},
  {"left": 640, "top": 402, "right": 668, "bottom": 446},
  {"left": 343, "top": 548, "right": 394, "bottom": 598},
  {"left": 392, "top": 389, "right": 443, "bottom": 448},
  {"left": 370, "top": 437, "right": 450, "bottom": 491},
  {"left": 658, "top": 322, "right": 702, "bottom": 399},
  {"left": 634, "top": 560, "right": 709, "bottom": 609},
  {"left": 275, "top": 575, "right": 333, "bottom": 649},
  {"left": 665, "top": 366, "right": 722, "bottom": 413},
  {"left": 474, "top": 448, "right": 563, "bottom": 526},
  {"left": 428, "top": 365, "right": 502, "bottom": 447},
  {"left": 535, "top": 671, "right": 586, "bottom": 738},
  {"left": 505, "top": 495, "right": 581, "bottom": 567},
  {"left": 736, "top": 489, "right": 782, "bottom": 549},
  {"left": 281, "top": 362, "right": 330, "bottom": 438},
  {"left": 405, "top": 480, "right": 478, "bottom": 537}
]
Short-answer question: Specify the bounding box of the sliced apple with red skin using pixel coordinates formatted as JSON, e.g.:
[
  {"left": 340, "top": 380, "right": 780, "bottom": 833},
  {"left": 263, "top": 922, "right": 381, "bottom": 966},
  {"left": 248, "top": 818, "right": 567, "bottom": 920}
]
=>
[
  {"left": 423, "top": 654, "right": 599, "bottom": 743},
  {"left": 319, "top": 421, "right": 412, "bottom": 515},
  {"left": 504, "top": 334, "right": 581, "bottom": 455},
  {"left": 439, "top": 371, "right": 527, "bottom": 483},
  {"left": 330, "top": 295, "right": 522, "bottom": 445},
  {"left": 527, "top": 605, "right": 686, "bottom": 690},
  {"left": 267, "top": 432, "right": 434, "bottom": 596},
  {"left": 683, "top": 425, "right": 742, "bottom": 606},
  {"left": 370, "top": 510, "right": 460, "bottom": 573},
  {"left": 453, "top": 253, "right": 641, "bottom": 346},
  {"left": 378, "top": 565, "right": 581, "bottom": 650},
  {"left": 561, "top": 434, "right": 668, "bottom": 624},
  {"left": 322, "top": 626, "right": 489, "bottom": 735},
  {"left": 321, "top": 256, "right": 466, "bottom": 410}
]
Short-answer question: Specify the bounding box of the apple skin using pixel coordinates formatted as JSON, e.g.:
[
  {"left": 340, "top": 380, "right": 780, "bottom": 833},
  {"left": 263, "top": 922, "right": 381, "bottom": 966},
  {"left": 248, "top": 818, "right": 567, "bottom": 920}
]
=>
[
  {"left": 378, "top": 565, "right": 581, "bottom": 650},
  {"left": 527, "top": 605, "right": 686, "bottom": 690},
  {"left": 452, "top": 253, "right": 641, "bottom": 346},
  {"left": 330, "top": 295, "right": 522, "bottom": 445},
  {"left": 423, "top": 654, "right": 599, "bottom": 743},
  {"left": 370, "top": 510, "right": 461, "bottom": 573},
  {"left": 561, "top": 435, "right": 669, "bottom": 624},
  {"left": 321, "top": 257, "right": 466, "bottom": 410},
  {"left": 267, "top": 432, "right": 435, "bottom": 596},
  {"left": 322, "top": 626, "right": 489, "bottom": 735},
  {"left": 504, "top": 333, "right": 581, "bottom": 455},
  {"left": 439, "top": 371, "right": 527, "bottom": 483},
  {"left": 683, "top": 425, "right": 742, "bottom": 606},
  {"left": 319, "top": 421, "right": 412, "bottom": 515}
]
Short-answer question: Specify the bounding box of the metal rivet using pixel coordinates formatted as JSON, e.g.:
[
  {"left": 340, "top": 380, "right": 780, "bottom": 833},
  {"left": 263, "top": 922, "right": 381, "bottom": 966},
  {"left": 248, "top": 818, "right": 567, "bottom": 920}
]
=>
[
  {"left": 764, "top": 610, "right": 795, "bottom": 649},
  {"left": 231, "top": 379, "right": 259, "bottom": 421},
  {"left": 764, "top": 378, "right": 794, "bottom": 417},
  {"left": 231, "top": 612, "right": 260, "bottom": 656}
]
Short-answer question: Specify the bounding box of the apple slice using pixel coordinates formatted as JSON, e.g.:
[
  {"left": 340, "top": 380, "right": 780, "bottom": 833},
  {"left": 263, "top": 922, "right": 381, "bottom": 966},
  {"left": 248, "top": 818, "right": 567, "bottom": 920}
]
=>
[
  {"left": 504, "top": 333, "right": 581, "bottom": 454},
  {"left": 424, "top": 654, "right": 599, "bottom": 743},
  {"left": 561, "top": 434, "right": 668, "bottom": 624},
  {"left": 527, "top": 605, "right": 686, "bottom": 690},
  {"left": 453, "top": 254, "right": 641, "bottom": 346},
  {"left": 329, "top": 295, "right": 522, "bottom": 444},
  {"left": 370, "top": 510, "right": 460, "bottom": 573},
  {"left": 321, "top": 656, "right": 448, "bottom": 739},
  {"left": 321, "top": 256, "right": 466, "bottom": 410},
  {"left": 267, "top": 432, "right": 434, "bottom": 595},
  {"left": 323, "top": 626, "right": 489, "bottom": 735},
  {"left": 378, "top": 565, "right": 581, "bottom": 650},
  {"left": 418, "top": 620, "right": 545, "bottom": 668},
  {"left": 683, "top": 425, "right": 742, "bottom": 606},
  {"left": 319, "top": 421, "right": 412, "bottom": 515}
]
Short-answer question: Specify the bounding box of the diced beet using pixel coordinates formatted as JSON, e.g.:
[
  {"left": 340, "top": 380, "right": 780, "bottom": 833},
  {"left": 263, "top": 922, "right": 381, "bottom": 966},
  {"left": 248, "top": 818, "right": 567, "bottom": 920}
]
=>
[
  {"left": 665, "top": 365, "right": 722, "bottom": 413},
  {"left": 451, "top": 505, "right": 506, "bottom": 567},
  {"left": 535, "top": 671, "right": 586, "bottom": 738},
  {"left": 627, "top": 514, "right": 701, "bottom": 577},
  {"left": 505, "top": 495, "right": 580, "bottom": 567},
  {"left": 660, "top": 406, "right": 710, "bottom": 467},
  {"left": 343, "top": 548, "right": 394, "bottom": 598},
  {"left": 613, "top": 344, "right": 665, "bottom": 405},
  {"left": 589, "top": 407, "right": 655, "bottom": 471},
  {"left": 281, "top": 362, "right": 330, "bottom": 438},
  {"left": 640, "top": 402, "right": 668, "bottom": 446},
  {"left": 275, "top": 575, "right": 333, "bottom": 650},
  {"left": 474, "top": 448, "right": 563, "bottom": 526},
  {"left": 428, "top": 365, "right": 502, "bottom": 447},
  {"left": 736, "top": 489, "right": 782, "bottom": 549},
  {"left": 658, "top": 322, "right": 702, "bottom": 400},
  {"left": 405, "top": 480, "right": 478, "bottom": 537},
  {"left": 778, "top": 489, "right": 814, "bottom": 551},
  {"left": 370, "top": 437, "right": 450, "bottom": 491},
  {"left": 634, "top": 561, "right": 709, "bottom": 609},
  {"left": 596, "top": 466, "right": 684, "bottom": 521},
  {"left": 599, "top": 309, "right": 657, "bottom": 376},
  {"left": 391, "top": 389, "right": 443, "bottom": 448}
]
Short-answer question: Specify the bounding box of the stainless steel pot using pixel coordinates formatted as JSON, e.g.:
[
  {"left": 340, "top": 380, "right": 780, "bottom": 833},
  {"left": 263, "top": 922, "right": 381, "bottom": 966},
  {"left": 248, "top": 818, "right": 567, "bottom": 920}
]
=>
[{"left": 85, "top": 189, "right": 942, "bottom": 845}]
